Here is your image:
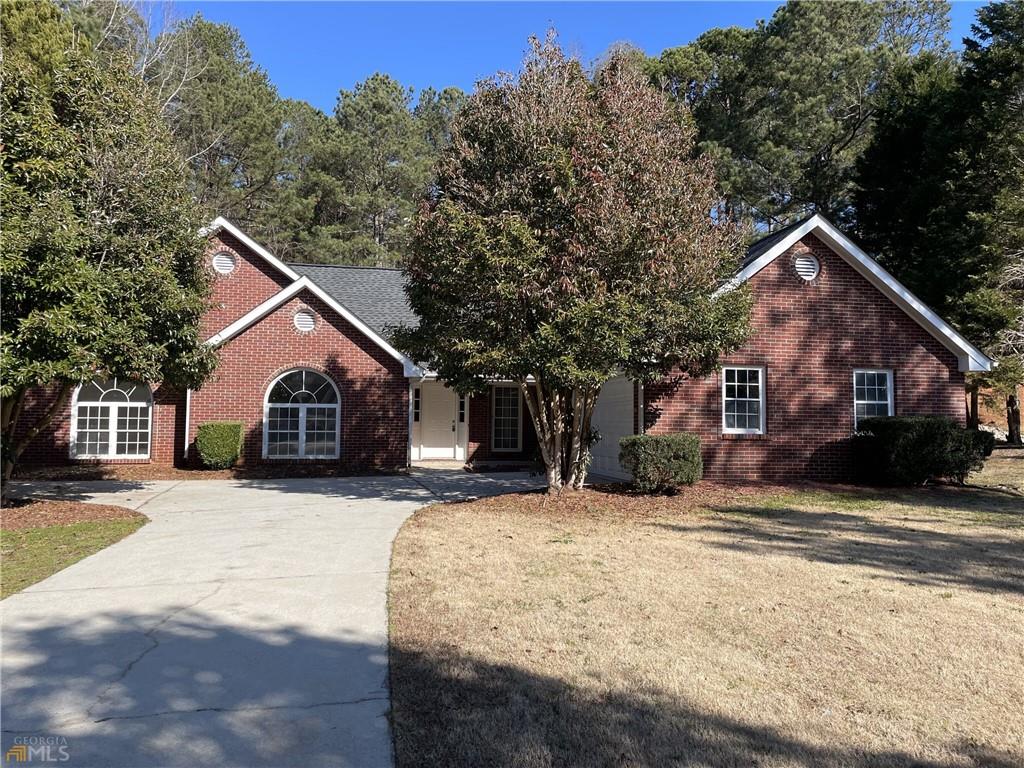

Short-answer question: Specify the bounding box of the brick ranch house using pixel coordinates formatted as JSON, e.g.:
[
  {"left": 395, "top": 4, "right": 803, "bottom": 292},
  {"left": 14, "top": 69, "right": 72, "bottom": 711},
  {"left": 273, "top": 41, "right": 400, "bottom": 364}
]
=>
[{"left": 17, "top": 214, "right": 994, "bottom": 481}]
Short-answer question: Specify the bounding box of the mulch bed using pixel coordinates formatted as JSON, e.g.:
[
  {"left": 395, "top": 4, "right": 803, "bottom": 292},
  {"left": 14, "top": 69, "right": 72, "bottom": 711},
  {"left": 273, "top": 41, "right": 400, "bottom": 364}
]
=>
[
  {"left": 1, "top": 499, "right": 146, "bottom": 530},
  {"left": 457, "top": 480, "right": 798, "bottom": 521}
]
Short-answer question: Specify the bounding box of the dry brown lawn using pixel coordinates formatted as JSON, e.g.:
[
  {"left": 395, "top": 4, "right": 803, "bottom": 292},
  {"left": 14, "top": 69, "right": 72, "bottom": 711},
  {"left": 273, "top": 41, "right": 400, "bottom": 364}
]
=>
[{"left": 389, "top": 469, "right": 1024, "bottom": 767}]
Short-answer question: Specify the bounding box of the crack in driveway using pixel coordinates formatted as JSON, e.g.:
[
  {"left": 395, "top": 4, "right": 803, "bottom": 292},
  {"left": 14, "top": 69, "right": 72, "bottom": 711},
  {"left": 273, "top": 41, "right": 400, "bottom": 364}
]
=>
[{"left": 85, "top": 581, "right": 227, "bottom": 720}]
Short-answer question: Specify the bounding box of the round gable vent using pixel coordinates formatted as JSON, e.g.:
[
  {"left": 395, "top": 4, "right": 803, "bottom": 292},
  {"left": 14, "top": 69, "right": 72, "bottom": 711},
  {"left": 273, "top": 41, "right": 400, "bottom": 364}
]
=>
[
  {"left": 794, "top": 254, "right": 820, "bottom": 281},
  {"left": 212, "top": 251, "right": 237, "bottom": 275},
  {"left": 293, "top": 310, "right": 316, "bottom": 332}
]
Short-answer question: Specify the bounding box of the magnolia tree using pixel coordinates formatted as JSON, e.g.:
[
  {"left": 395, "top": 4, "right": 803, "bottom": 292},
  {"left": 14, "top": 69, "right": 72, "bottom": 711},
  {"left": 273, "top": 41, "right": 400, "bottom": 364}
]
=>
[
  {"left": 1, "top": 5, "right": 217, "bottom": 481},
  {"left": 394, "top": 35, "right": 751, "bottom": 492}
]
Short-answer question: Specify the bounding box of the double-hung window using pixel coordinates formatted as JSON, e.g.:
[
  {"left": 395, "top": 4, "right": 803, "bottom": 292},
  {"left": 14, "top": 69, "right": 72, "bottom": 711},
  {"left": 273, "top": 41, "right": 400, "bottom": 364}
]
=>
[
  {"left": 265, "top": 369, "right": 340, "bottom": 458},
  {"left": 853, "top": 369, "right": 893, "bottom": 427},
  {"left": 491, "top": 386, "right": 522, "bottom": 451},
  {"left": 722, "top": 367, "right": 766, "bottom": 435},
  {"left": 72, "top": 379, "right": 152, "bottom": 459}
]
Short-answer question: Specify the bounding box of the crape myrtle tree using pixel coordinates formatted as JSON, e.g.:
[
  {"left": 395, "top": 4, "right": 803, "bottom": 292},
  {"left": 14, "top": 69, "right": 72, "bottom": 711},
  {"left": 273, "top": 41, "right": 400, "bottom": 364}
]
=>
[
  {"left": 394, "top": 34, "right": 751, "bottom": 493},
  {"left": 1, "top": 2, "right": 217, "bottom": 481}
]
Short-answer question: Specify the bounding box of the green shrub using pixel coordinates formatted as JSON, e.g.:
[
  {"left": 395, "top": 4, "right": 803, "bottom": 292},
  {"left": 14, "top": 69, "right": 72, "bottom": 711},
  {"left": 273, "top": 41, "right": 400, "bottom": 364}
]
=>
[
  {"left": 194, "top": 421, "right": 243, "bottom": 470},
  {"left": 852, "top": 416, "right": 987, "bottom": 485},
  {"left": 619, "top": 433, "right": 702, "bottom": 494},
  {"left": 973, "top": 429, "right": 996, "bottom": 458}
]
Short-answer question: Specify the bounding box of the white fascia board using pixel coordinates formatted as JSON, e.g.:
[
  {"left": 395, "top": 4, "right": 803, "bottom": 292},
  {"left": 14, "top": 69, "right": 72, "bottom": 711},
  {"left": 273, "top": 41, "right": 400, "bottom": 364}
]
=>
[
  {"left": 721, "top": 214, "right": 994, "bottom": 373},
  {"left": 200, "top": 216, "right": 301, "bottom": 282},
  {"left": 204, "top": 277, "right": 424, "bottom": 377},
  {"left": 205, "top": 279, "right": 307, "bottom": 345},
  {"left": 298, "top": 278, "right": 423, "bottom": 377}
]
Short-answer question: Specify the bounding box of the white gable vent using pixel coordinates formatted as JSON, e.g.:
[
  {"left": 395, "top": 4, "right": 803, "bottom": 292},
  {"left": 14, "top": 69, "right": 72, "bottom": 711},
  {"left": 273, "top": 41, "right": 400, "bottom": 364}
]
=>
[
  {"left": 212, "top": 251, "right": 237, "bottom": 275},
  {"left": 293, "top": 310, "right": 316, "bottom": 332},
  {"left": 794, "top": 254, "right": 820, "bottom": 281}
]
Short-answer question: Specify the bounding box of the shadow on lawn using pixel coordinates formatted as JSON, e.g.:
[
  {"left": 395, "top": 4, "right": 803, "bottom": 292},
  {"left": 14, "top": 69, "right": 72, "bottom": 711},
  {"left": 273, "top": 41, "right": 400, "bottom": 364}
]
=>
[
  {"left": 683, "top": 502, "right": 1024, "bottom": 595},
  {"left": 3, "top": 606, "right": 1017, "bottom": 768},
  {"left": 390, "top": 645, "right": 1019, "bottom": 768}
]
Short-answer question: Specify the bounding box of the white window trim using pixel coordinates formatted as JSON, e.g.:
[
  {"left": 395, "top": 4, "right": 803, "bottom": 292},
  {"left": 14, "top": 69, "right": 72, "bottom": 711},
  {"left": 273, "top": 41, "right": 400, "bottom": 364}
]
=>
[
  {"left": 262, "top": 369, "right": 341, "bottom": 460},
  {"left": 69, "top": 382, "right": 153, "bottom": 460},
  {"left": 721, "top": 366, "right": 767, "bottom": 435},
  {"left": 853, "top": 368, "right": 894, "bottom": 429},
  {"left": 491, "top": 385, "right": 523, "bottom": 452}
]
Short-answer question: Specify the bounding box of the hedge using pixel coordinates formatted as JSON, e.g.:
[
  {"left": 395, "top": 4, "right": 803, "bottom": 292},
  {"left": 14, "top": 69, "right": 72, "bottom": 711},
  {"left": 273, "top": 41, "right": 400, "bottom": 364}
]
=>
[
  {"left": 194, "top": 421, "right": 243, "bottom": 470},
  {"left": 619, "top": 432, "right": 702, "bottom": 494},
  {"left": 852, "top": 416, "right": 988, "bottom": 485}
]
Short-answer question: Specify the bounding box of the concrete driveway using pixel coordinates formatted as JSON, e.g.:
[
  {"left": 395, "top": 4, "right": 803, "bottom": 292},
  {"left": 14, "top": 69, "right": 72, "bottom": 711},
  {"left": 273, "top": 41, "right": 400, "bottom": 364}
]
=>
[{"left": 1, "top": 470, "right": 539, "bottom": 768}]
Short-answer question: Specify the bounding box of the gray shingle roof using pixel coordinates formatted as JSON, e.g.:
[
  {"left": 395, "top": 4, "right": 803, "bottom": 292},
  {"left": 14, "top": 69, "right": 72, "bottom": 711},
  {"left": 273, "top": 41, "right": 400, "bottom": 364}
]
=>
[
  {"left": 289, "top": 263, "right": 418, "bottom": 336},
  {"left": 741, "top": 215, "right": 814, "bottom": 269},
  {"left": 293, "top": 218, "right": 815, "bottom": 336}
]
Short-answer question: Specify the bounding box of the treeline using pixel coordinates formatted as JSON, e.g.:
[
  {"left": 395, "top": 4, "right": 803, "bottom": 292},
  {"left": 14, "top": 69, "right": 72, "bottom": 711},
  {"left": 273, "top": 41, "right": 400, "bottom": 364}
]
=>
[
  {"left": 58, "top": 0, "right": 466, "bottom": 266},
  {"left": 17, "top": 0, "right": 1024, "bottom": 423}
]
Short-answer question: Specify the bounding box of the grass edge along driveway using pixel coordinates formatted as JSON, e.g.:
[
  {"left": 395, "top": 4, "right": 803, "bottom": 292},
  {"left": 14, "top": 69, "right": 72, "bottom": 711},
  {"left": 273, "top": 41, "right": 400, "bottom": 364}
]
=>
[{"left": 2, "top": 501, "right": 147, "bottom": 598}]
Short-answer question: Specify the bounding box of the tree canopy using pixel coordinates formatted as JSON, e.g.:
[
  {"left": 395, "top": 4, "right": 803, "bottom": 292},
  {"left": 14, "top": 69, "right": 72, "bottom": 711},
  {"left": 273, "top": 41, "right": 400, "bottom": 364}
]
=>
[
  {"left": 647, "top": 1, "right": 951, "bottom": 228},
  {"left": 1, "top": 1, "right": 216, "bottom": 477},
  {"left": 395, "top": 36, "right": 751, "bottom": 491}
]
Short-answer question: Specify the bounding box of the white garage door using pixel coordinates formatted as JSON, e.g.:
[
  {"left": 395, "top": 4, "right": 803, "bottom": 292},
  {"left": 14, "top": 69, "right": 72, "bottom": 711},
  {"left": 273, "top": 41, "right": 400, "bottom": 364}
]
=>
[{"left": 589, "top": 376, "right": 635, "bottom": 480}]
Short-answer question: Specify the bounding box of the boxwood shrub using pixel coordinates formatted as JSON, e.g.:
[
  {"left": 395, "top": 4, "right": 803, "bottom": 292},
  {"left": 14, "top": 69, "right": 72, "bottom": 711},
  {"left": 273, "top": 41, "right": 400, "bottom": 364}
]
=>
[
  {"left": 852, "top": 416, "right": 988, "bottom": 485},
  {"left": 194, "top": 421, "right": 243, "bottom": 470},
  {"left": 619, "top": 433, "right": 702, "bottom": 494}
]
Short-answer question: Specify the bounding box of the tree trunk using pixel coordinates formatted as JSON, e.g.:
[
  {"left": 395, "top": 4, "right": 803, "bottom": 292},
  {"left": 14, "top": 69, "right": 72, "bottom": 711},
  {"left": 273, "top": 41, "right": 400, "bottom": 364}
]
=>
[
  {"left": 1008, "top": 392, "right": 1022, "bottom": 445},
  {"left": 1, "top": 383, "right": 74, "bottom": 485},
  {"left": 967, "top": 385, "right": 980, "bottom": 429},
  {"left": 520, "top": 379, "right": 599, "bottom": 494}
]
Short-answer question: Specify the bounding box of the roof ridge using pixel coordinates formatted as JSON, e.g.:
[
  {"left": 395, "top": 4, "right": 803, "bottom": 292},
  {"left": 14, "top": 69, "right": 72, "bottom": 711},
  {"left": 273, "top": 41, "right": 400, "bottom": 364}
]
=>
[{"left": 287, "top": 261, "right": 404, "bottom": 272}]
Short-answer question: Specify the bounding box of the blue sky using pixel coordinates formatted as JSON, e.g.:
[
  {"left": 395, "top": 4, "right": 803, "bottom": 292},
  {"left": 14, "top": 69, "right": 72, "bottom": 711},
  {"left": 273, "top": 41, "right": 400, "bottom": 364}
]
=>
[{"left": 172, "top": 1, "right": 986, "bottom": 114}]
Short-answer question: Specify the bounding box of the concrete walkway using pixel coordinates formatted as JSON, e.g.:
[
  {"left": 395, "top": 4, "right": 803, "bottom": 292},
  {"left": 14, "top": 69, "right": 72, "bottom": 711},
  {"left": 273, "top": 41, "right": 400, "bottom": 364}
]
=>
[{"left": 1, "top": 470, "right": 539, "bottom": 768}]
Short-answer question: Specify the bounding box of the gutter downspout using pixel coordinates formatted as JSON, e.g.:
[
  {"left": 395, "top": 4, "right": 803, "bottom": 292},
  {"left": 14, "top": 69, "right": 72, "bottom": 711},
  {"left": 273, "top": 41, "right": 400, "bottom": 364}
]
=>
[{"left": 183, "top": 388, "right": 192, "bottom": 461}]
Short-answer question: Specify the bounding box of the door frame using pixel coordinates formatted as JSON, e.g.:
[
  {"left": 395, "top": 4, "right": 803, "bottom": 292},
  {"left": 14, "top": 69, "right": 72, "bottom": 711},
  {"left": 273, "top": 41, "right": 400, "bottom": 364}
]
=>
[{"left": 410, "top": 380, "right": 469, "bottom": 462}]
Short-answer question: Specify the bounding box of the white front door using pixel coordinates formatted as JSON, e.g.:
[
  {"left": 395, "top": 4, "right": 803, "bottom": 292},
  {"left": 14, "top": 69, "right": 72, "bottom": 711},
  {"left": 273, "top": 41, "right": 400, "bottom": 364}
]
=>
[
  {"left": 589, "top": 376, "right": 635, "bottom": 480},
  {"left": 419, "top": 382, "right": 458, "bottom": 459}
]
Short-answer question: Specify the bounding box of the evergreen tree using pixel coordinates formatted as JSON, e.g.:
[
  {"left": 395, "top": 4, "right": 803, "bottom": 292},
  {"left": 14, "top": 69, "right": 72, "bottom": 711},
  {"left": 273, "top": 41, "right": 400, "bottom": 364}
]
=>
[
  {"left": 854, "top": 1, "right": 1022, "bottom": 349},
  {"left": 1, "top": 1, "right": 216, "bottom": 480},
  {"left": 649, "top": 0, "right": 951, "bottom": 227}
]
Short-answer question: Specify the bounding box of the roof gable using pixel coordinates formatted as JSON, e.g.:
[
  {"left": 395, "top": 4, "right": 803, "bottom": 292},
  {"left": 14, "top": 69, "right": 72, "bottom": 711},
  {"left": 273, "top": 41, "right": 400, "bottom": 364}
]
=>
[
  {"left": 201, "top": 219, "right": 422, "bottom": 377},
  {"left": 726, "top": 214, "right": 993, "bottom": 372},
  {"left": 200, "top": 217, "right": 301, "bottom": 282},
  {"left": 289, "top": 263, "right": 418, "bottom": 337}
]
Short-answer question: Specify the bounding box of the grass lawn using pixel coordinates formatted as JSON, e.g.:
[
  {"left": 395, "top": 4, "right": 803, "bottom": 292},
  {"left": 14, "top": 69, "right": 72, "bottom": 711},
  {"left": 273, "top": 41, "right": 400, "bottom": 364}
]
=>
[
  {"left": 2, "top": 501, "right": 146, "bottom": 598},
  {"left": 389, "top": 460, "right": 1024, "bottom": 767}
]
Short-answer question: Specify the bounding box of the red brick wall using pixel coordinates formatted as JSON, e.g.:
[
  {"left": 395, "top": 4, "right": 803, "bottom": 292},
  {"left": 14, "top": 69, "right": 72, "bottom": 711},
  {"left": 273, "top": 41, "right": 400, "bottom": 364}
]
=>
[
  {"left": 14, "top": 383, "right": 183, "bottom": 468},
  {"left": 202, "top": 232, "right": 291, "bottom": 338},
  {"left": 16, "top": 230, "right": 407, "bottom": 472},
  {"left": 467, "top": 387, "right": 538, "bottom": 464},
  {"left": 188, "top": 289, "right": 409, "bottom": 470},
  {"left": 645, "top": 234, "right": 965, "bottom": 481}
]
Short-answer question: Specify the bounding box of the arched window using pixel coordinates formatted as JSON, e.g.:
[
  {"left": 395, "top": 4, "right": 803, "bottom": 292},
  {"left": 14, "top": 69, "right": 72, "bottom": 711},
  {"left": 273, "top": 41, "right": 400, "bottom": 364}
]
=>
[
  {"left": 264, "top": 369, "right": 340, "bottom": 459},
  {"left": 72, "top": 379, "right": 152, "bottom": 458}
]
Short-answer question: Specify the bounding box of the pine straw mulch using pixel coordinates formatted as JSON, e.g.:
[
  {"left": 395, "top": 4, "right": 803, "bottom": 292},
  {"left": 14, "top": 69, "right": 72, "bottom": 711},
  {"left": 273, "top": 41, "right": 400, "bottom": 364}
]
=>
[
  {"left": 2, "top": 498, "right": 145, "bottom": 530},
  {"left": 458, "top": 480, "right": 803, "bottom": 520}
]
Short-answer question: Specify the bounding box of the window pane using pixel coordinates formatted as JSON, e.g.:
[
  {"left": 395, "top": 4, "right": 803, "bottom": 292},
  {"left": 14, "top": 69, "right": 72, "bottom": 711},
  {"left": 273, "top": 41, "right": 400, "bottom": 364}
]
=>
[
  {"left": 304, "top": 406, "right": 337, "bottom": 457},
  {"left": 76, "top": 405, "right": 111, "bottom": 456},
  {"left": 267, "top": 406, "right": 301, "bottom": 456},
  {"left": 853, "top": 371, "right": 891, "bottom": 426},
  {"left": 722, "top": 368, "right": 764, "bottom": 433},
  {"left": 493, "top": 387, "right": 520, "bottom": 450},
  {"left": 114, "top": 405, "right": 150, "bottom": 456}
]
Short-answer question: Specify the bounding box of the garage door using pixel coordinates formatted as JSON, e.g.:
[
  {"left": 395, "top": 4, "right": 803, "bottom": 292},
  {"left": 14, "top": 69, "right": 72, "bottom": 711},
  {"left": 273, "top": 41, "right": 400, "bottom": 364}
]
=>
[{"left": 589, "top": 376, "right": 635, "bottom": 480}]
